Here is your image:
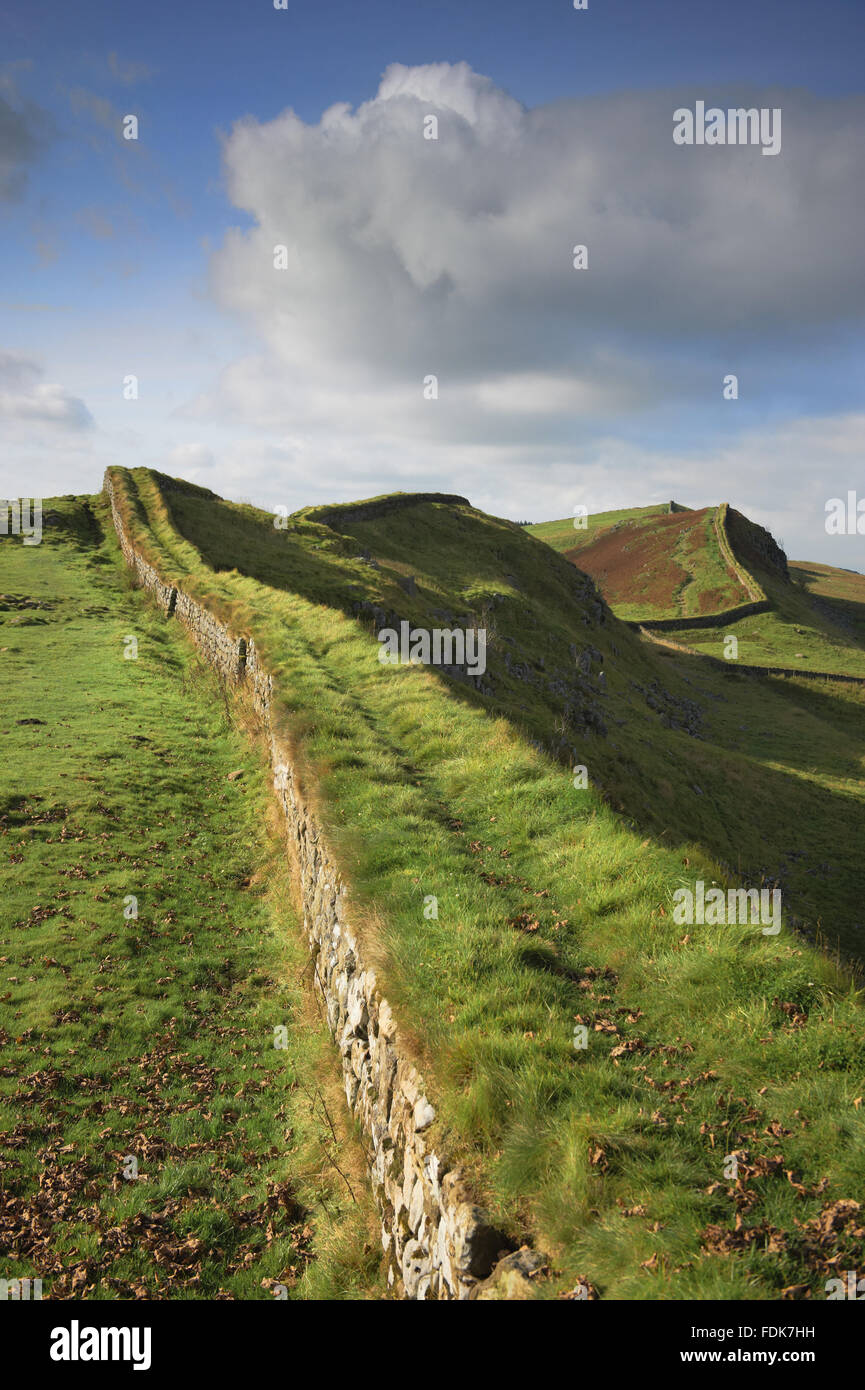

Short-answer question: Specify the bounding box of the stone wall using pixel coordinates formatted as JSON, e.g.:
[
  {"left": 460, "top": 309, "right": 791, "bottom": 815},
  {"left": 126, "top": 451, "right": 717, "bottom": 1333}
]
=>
[
  {"left": 624, "top": 597, "right": 771, "bottom": 633},
  {"left": 103, "top": 469, "right": 524, "bottom": 1301},
  {"left": 713, "top": 502, "right": 771, "bottom": 603}
]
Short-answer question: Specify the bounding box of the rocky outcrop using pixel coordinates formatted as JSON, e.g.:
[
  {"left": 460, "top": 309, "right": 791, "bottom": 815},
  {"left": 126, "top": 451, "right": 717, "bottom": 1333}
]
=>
[
  {"left": 628, "top": 675, "right": 702, "bottom": 735},
  {"left": 103, "top": 469, "right": 521, "bottom": 1301},
  {"left": 725, "top": 506, "right": 789, "bottom": 584},
  {"left": 471, "top": 1247, "right": 548, "bottom": 1300}
]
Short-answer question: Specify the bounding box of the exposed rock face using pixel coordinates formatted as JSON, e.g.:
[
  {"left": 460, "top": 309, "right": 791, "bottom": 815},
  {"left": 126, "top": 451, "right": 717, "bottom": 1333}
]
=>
[
  {"left": 726, "top": 507, "right": 789, "bottom": 583},
  {"left": 629, "top": 676, "right": 702, "bottom": 736},
  {"left": 350, "top": 598, "right": 495, "bottom": 695},
  {"left": 104, "top": 470, "right": 523, "bottom": 1301}
]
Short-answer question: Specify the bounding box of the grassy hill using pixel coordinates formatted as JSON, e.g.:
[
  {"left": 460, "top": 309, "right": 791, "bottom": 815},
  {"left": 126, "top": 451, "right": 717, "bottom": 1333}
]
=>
[
  {"left": 530, "top": 503, "right": 865, "bottom": 678},
  {"left": 791, "top": 561, "right": 865, "bottom": 653},
  {"left": 0, "top": 495, "right": 379, "bottom": 1299},
  {"left": 84, "top": 466, "right": 865, "bottom": 1300},
  {"left": 529, "top": 503, "right": 751, "bottom": 623}
]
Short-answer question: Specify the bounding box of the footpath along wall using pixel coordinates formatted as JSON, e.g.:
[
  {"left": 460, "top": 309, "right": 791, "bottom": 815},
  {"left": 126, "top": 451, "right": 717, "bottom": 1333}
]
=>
[{"left": 104, "top": 470, "right": 539, "bottom": 1302}]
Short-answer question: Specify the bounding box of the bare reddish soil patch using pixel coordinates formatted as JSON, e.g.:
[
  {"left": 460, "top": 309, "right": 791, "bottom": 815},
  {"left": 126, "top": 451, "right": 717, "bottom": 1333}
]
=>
[
  {"left": 565, "top": 509, "right": 713, "bottom": 616},
  {"left": 696, "top": 586, "right": 731, "bottom": 615}
]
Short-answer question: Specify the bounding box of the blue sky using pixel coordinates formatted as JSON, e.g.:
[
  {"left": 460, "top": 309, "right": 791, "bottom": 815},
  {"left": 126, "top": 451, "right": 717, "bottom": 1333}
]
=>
[{"left": 1, "top": 0, "right": 864, "bottom": 563}]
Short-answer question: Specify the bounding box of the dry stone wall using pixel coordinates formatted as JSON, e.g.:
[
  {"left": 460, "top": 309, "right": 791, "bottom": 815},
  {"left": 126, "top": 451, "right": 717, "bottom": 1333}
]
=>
[
  {"left": 104, "top": 470, "right": 524, "bottom": 1301},
  {"left": 625, "top": 597, "right": 770, "bottom": 633}
]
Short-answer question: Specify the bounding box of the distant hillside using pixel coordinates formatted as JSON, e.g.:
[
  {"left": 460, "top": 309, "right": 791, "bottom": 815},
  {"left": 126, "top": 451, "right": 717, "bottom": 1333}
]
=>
[
  {"left": 527, "top": 502, "right": 680, "bottom": 561},
  {"left": 529, "top": 503, "right": 758, "bottom": 622},
  {"left": 791, "top": 560, "right": 865, "bottom": 647},
  {"left": 530, "top": 502, "right": 865, "bottom": 678},
  {"left": 656, "top": 525, "right": 865, "bottom": 680}
]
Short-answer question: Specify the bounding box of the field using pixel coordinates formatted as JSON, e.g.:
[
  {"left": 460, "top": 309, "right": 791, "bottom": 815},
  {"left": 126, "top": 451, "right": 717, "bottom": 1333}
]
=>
[
  {"left": 0, "top": 496, "right": 378, "bottom": 1300},
  {"left": 53, "top": 465, "right": 865, "bottom": 1301},
  {"left": 527, "top": 504, "right": 673, "bottom": 558}
]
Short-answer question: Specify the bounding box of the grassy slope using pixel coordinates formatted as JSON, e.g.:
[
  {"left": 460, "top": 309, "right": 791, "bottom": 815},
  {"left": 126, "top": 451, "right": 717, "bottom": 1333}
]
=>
[
  {"left": 103, "top": 466, "right": 865, "bottom": 1301},
  {"left": 0, "top": 495, "right": 379, "bottom": 1300},
  {"left": 666, "top": 562, "right": 865, "bottom": 679},
  {"left": 527, "top": 504, "right": 674, "bottom": 557},
  {"left": 792, "top": 561, "right": 865, "bottom": 649}
]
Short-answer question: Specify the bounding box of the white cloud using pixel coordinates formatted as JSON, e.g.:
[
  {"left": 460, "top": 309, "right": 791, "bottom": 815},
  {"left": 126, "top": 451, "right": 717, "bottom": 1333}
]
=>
[
  {"left": 188, "top": 61, "right": 865, "bottom": 546},
  {"left": 211, "top": 63, "right": 865, "bottom": 399},
  {"left": 8, "top": 60, "right": 862, "bottom": 573},
  {"left": 186, "top": 410, "right": 863, "bottom": 571},
  {"left": 0, "top": 351, "right": 93, "bottom": 430},
  {"left": 166, "top": 441, "right": 215, "bottom": 473}
]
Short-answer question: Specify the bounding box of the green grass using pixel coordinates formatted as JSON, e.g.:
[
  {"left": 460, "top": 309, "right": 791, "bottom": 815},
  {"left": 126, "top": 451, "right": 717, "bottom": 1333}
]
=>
[
  {"left": 792, "top": 561, "right": 865, "bottom": 648},
  {"left": 99, "top": 467, "right": 865, "bottom": 1300},
  {"left": 527, "top": 503, "right": 678, "bottom": 557},
  {"left": 0, "top": 495, "right": 380, "bottom": 1300},
  {"left": 669, "top": 562, "right": 865, "bottom": 678},
  {"left": 677, "top": 506, "right": 749, "bottom": 618}
]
